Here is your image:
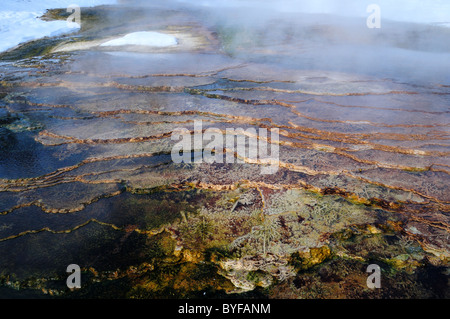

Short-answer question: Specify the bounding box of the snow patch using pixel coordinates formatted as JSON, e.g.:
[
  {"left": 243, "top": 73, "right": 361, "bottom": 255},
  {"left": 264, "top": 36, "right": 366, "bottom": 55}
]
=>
[
  {"left": 100, "top": 32, "right": 178, "bottom": 48},
  {"left": 0, "top": 0, "right": 117, "bottom": 54},
  {"left": 0, "top": 11, "right": 77, "bottom": 53}
]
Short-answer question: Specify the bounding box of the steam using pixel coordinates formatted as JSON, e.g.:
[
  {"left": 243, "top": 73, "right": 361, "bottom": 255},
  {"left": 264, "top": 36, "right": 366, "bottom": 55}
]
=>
[
  {"left": 139, "top": 0, "right": 448, "bottom": 84},
  {"left": 173, "top": 0, "right": 450, "bottom": 25}
]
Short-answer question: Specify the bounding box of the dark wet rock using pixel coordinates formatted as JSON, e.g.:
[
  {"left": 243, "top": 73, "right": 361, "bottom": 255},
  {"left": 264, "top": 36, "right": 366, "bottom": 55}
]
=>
[
  {"left": 0, "top": 127, "right": 15, "bottom": 148},
  {"left": 0, "top": 109, "right": 17, "bottom": 125}
]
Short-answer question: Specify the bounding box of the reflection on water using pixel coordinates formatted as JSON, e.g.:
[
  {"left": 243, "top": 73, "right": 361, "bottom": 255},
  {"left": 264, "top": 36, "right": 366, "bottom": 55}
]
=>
[
  {"left": 0, "top": 1, "right": 448, "bottom": 298},
  {"left": 0, "top": 131, "right": 90, "bottom": 179}
]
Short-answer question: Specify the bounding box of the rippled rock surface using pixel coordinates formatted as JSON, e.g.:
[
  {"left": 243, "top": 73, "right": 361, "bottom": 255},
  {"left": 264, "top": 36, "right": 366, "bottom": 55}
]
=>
[{"left": 0, "top": 2, "right": 448, "bottom": 298}]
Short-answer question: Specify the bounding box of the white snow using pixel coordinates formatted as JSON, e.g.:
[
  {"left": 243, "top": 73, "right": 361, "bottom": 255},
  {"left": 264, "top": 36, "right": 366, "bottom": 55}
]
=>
[
  {"left": 0, "top": 11, "right": 76, "bottom": 53},
  {"left": 100, "top": 32, "right": 178, "bottom": 47},
  {"left": 0, "top": 0, "right": 117, "bottom": 53}
]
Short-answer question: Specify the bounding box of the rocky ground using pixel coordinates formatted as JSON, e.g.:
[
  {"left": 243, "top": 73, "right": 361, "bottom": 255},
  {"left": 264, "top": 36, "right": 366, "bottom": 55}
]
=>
[{"left": 0, "top": 3, "right": 448, "bottom": 298}]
